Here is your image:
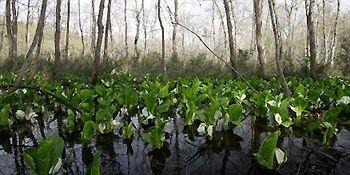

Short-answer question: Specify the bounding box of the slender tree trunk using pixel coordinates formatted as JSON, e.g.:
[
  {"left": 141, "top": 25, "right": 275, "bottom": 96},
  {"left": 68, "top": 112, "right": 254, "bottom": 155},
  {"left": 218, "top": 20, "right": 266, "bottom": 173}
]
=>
[
  {"left": 0, "top": 26, "right": 3, "bottom": 54},
  {"left": 5, "top": 0, "right": 15, "bottom": 62},
  {"left": 321, "top": 0, "right": 327, "bottom": 63},
  {"left": 124, "top": 0, "right": 129, "bottom": 57},
  {"left": 17, "top": 0, "right": 48, "bottom": 83},
  {"left": 158, "top": 0, "right": 166, "bottom": 74},
  {"left": 329, "top": 0, "right": 340, "bottom": 67},
  {"left": 253, "top": 0, "right": 267, "bottom": 78},
  {"left": 91, "top": 0, "right": 96, "bottom": 56},
  {"left": 11, "top": 0, "right": 18, "bottom": 60},
  {"left": 92, "top": 0, "right": 105, "bottom": 85},
  {"left": 25, "top": 0, "right": 31, "bottom": 47},
  {"left": 268, "top": 0, "right": 291, "bottom": 95},
  {"left": 142, "top": 0, "right": 147, "bottom": 54},
  {"left": 223, "top": 0, "right": 236, "bottom": 70},
  {"left": 305, "top": 0, "right": 317, "bottom": 78},
  {"left": 133, "top": 0, "right": 141, "bottom": 61},
  {"left": 172, "top": 0, "right": 178, "bottom": 58},
  {"left": 211, "top": 1, "right": 216, "bottom": 58},
  {"left": 103, "top": 0, "right": 112, "bottom": 62},
  {"left": 54, "top": 0, "right": 62, "bottom": 79},
  {"left": 65, "top": 0, "right": 70, "bottom": 60},
  {"left": 229, "top": 0, "right": 238, "bottom": 56},
  {"left": 78, "top": 0, "right": 85, "bottom": 57}
]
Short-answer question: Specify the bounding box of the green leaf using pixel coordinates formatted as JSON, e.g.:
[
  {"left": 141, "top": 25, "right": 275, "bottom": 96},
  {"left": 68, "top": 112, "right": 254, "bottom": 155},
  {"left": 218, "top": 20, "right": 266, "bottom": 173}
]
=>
[
  {"left": 206, "top": 101, "right": 219, "bottom": 125},
  {"left": 0, "top": 104, "right": 10, "bottom": 126},
  {"left": 86, "top": 153, "right": 101, "bottom": 175},
  {"left": 159, "top": 84, "right": 169, "bottom": 98},
  {"left": 122, "top": 122, "right": 134, "bottom": 139},
  {"left": 227, "top": 103, "right": 243, "bottom": 125},
  {"left": 82, "top": 121, "right": 96, "bottom": 145},
  {"left": 157, "top": 101, "right": 170, "bottom": 114},
  {"left": 254, "top": 131, "right": 280, "bottom": 169},
  {"left": 144, "top": 125, "right": 165, "bottom": 149},
  {"left": 24, "top": 135, "right": 64, "bottom": 175}
]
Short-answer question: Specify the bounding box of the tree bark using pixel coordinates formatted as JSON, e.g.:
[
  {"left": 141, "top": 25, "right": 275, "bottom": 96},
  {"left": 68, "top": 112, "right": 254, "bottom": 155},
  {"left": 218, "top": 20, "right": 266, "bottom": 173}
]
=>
[
  {"left": 329, "top": 0, "right": 340, "bottom": 67},
  {"left": 78, "top": 0, "right": 85, "bottom": 57},
  {"left": 253, "top": 0, "right": 267, "bottom": 78},
  {"left": 268, "top": 0, "right": 291, "bottom": 95},
  {"left": 91, "top": 0, "right": 96, "bottom": 56},
  {"left": 124, "top": 0, "right": 129, "bottom": 57},
  {"left": 133, "top": 0, "right": 141, "bottom": 61},
  {"left": 54, "top": 0, "right": 62, "bottom": 79},
  {"left": 142, "top": 0, "right": 147, "bottom": 53},
  {"left": 5, "top": 0, "right": 17, "bottom": 62},
  {"left": 223, "top": 0, "right": 236, "bottom": 70},
  {"left": 305, "top": 0, "right": 317, "bottom": 78},
  {"left": 65, "top": 0, "right": 70, "bottom": 60},
  {"left": 172, "top": 0, "right": 179, "bottom": 58},
  {"left": 92, "top": 0, "right": 105, "bottom": 85},
  {"left": 25, "top": 0, "right": 31, "bottom": 46},
  {"left": 158, "top": 0, "right": 166, "bottom": 74},
  {"left": 103, "top": 0, "right": 112, "bottom": 62},
  {"left": 17, "top": 0, "right": 48, "bottom": 84}
]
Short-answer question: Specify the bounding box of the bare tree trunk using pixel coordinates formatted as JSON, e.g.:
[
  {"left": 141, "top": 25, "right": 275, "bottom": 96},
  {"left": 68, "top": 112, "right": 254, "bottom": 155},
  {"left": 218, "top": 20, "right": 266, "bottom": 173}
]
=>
[
  {"left": 229, "top": 0, "right": 237, "bottom": 55},
  {"left": 142, "top": 0, "right": 147, "bottom": 54},
  {"left": 11, "top": 0, "right": 18, "bottom": 60},
  {"left": 92, "top": 0, "right": 105, "bottom": 85},
  {"left": 321, "top": 0, "right": 327, "bottom": 63},
  {"left": 253, "top": 0, "right": 267, "bottom": 78},
  {"left": 78, "top": 0, "right": 85, "bottom": 57},
  {"left": 103, "top": 0, "right": 112, "bottom": 62},
  {"left": 305, "top": 0, "right": 317, "bottom": 78},
  {"left": 268, "top": 0, "right": 291, "bottom": 95},
  {"left": 5, "top": 0, "right": 16, "bottom": 62},
  {"left": 211, "top": 1, "right": 216, "bottom": 58},
  {"left": 65, "top": 0, "right": 70, "bottom": 60},
  {"left": 158, "top": 0, "right": 166, "bottom": 74},
  {"left": 133, "top": 0, "right": 141, "bottom": 61},
  {"left": 172, "top": 0, "right": 178, "bottom": 58},
  {"left": 25, "top": 0, "right": 31, "bottom": 47},
  {"left": 0, "top": 26, "right": 3, "bottom": 54},
  {"left": 223, "top": 0, "right": 236, "bottom": 70},
  {"left": 53, "top": 0, "right": 62, "bottom": 79},
  {"left": 329, "top": 0, "right": 340, "bottom": 67},
  {"left": 124, "top": 0, "right": 129, "bottom": 57},
  {"left": 17, "top": 0, "right": 48, "bottom": 84},
  {"left": 91, "top": 0, "right": 96, "bottom": 56}
]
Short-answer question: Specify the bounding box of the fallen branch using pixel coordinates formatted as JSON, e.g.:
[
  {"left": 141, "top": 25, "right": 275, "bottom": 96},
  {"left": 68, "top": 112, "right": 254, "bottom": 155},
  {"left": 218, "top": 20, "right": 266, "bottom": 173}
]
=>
[{"left": 0, "top": 84, "right": 82, "bottom": 113}]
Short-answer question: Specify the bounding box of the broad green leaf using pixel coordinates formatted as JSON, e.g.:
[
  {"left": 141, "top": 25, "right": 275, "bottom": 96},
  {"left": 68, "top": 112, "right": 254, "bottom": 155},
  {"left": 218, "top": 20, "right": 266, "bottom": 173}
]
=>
[
  {"left": 254, "top": 131, "right": 280, "bottom": 169},
  {"left": 82, "top": 121, "right": 96, "bottom": 145},
  {"left": 227, "top": 103, "right": 243, "bottom": 125}
]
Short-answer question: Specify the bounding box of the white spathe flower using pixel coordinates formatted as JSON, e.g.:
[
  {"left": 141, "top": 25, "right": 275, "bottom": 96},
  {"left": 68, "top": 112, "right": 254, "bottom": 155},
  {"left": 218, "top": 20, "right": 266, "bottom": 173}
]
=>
[
  {"left": 197, "top": 123, "right": 207, "bottom": 135},
  {"left": 27, "top": 111, "right": 38, "bottom": 120},
  {"left": 214, "top": 110, "right": 223, "bottom": 120},
  {"left": 267, "top": 100, "right": 277, "bottom": 107},
  {"left": 49, "top": 158, "right": 62, "bottom": 174},
  {"left": 237, "top": 94, "right": 246, "bottom": 101},
  {"left": 111, "top": 119, "right": 120, "bottom": 126},
  {"left": 275, "top": 148, "right": 287, "bottom": 164},
  {"left": 275, "top": 113, "right": 282, "bottom": 125},
  {"left": 141, "top": 107, "right": 149, "bottom": 117},
  {"left": 337, "top": 96, "right": 350, "bottom": 105},
  {"left": 22, "top": 89, "right": 28, "bottom": 94},
  {"left": 15, "top": 110, "right": 26, "bottom": 120},
  {"left": 207, "top": 125, "right": 214, "bottom": 138},
  {"left": 98, "top": 123, "right": 106, "bottom": 133},
  {"left": 121, "top": 108, "right": 128, "bottom": 115}
]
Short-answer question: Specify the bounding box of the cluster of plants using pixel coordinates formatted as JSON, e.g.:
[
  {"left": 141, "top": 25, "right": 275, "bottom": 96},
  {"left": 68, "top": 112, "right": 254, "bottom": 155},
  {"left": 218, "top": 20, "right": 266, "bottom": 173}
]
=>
[{"left": 1, "top": 74, "right": 350, "bottom": 173}]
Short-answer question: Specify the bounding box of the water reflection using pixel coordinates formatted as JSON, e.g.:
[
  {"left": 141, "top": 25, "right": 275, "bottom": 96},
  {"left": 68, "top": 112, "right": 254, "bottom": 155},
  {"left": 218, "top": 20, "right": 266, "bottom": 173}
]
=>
[{"left": 0, "top": 115, "right": 349, "bottom": 175}]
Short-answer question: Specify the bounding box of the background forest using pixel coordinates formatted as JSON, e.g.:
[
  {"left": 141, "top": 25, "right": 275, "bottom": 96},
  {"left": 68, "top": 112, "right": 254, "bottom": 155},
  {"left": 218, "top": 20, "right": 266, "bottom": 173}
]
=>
[{"left": 0, "top": 0, "right": 349, "bottom": 79}]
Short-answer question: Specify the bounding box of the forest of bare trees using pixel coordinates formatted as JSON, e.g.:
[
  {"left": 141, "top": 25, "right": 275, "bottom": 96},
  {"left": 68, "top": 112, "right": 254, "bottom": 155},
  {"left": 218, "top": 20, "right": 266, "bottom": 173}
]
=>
[{"left": 0, "top": 0, "right": 349, "bottom": 79}]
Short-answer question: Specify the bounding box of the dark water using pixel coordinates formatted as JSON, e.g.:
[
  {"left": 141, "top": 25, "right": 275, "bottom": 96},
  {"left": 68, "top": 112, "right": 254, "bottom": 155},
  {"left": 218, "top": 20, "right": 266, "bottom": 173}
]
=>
[{"left": 1, "top": 115, "right": 350, "bottom": 175}]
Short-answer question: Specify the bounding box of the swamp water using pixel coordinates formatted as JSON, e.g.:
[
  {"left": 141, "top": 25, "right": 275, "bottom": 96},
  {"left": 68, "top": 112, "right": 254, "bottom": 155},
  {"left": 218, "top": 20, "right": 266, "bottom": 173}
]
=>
[{"left": 0, "top": 115, "right": 350, "bottom": 175}]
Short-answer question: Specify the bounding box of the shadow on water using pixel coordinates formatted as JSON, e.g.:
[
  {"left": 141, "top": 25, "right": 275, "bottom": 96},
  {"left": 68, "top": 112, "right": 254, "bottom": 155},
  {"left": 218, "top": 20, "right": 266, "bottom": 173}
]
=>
[{"left": 1, "top": 114, "right": 350, "bottom": 175}]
